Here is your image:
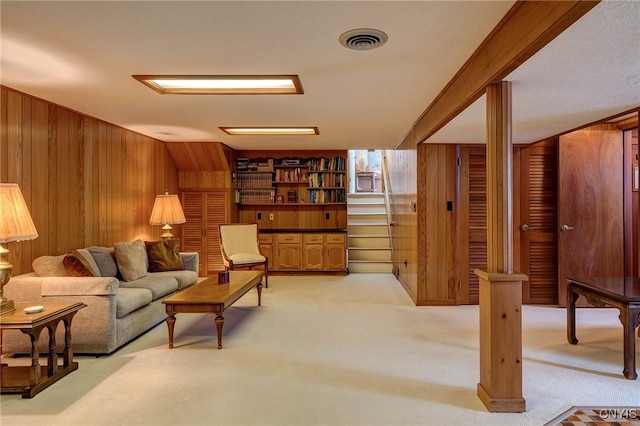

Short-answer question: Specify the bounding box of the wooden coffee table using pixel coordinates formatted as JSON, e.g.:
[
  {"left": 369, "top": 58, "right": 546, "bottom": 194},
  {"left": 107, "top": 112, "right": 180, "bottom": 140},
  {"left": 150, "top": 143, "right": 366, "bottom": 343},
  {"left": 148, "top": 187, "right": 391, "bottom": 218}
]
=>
[
  {"left": 0, "top": 302, "right": 86, "bottom": 398},
  {"left": 567, "top": 276, "right": 640, "bottom": 380},
  {"left": 163, "top": 270, "right": 263, "bottom": 349}
]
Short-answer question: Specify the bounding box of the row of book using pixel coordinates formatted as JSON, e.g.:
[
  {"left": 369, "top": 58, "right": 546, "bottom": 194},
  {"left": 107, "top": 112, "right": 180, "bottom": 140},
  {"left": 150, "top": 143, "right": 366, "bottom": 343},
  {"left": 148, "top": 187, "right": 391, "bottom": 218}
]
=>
[
  {"left": 236, "top": 172, "right": 273, "bottom": 188},
  {"left": 236, "top": 189, "right": 275, "bottom": 204},
  {"left": 274, "top": 168, "right": 307, "bottom": 182},
  {"left": 308, "top": 189, "right": 346, "bottom": 203},
  {"left": 307, "top": 172, "right": 344, "bottom": 188},
  {"left": 236, "top": 158, "right": 274, "bottom": 172},
  {"left": 308, "top": 157, "right": 345, "bottom": 172}
]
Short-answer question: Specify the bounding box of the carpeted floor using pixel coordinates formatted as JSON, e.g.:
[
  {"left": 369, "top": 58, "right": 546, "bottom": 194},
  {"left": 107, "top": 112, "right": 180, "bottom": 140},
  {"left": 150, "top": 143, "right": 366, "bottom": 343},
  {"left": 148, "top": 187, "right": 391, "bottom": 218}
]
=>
[{"left": 1, "top": 274, "right": 639, "bottom": 425}]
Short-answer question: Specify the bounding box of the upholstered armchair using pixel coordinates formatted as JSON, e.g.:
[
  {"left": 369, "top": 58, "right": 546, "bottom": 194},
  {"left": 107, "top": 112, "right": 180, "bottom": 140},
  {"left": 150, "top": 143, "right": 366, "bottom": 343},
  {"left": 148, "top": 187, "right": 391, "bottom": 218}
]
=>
[{"left": 219, "top": 223, "right": 268, "bottom": 287}]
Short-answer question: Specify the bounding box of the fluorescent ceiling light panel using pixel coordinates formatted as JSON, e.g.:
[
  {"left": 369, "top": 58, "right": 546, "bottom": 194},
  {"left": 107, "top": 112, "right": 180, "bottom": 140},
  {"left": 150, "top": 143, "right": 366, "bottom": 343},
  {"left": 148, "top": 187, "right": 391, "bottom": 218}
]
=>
[
  {"left": 133, "top": 75, "right": 303, "bottom": 94},
  {"left": 220, "top": 127, "right": 319, "bottom": 135}
]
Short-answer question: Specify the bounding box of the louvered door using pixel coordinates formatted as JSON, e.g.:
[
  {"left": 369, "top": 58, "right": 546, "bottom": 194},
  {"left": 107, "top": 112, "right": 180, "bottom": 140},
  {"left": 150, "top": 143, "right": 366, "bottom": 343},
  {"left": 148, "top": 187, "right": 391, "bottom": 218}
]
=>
[
  {"left": 519, "top": 140, "right": 558, "bottom": 304},
  {"left": 181, "top": 191, "right": 229, "bottom": 276},
  {"left": 458, "top": 146, "right": 487, "bottom": 304}
]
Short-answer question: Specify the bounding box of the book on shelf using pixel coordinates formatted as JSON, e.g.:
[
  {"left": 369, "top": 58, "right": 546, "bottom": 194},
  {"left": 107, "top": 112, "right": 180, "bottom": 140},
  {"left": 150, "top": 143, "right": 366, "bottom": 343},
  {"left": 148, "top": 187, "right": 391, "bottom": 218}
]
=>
[{"left": 287, "top": 189, "right": 297, "bottom": 203}]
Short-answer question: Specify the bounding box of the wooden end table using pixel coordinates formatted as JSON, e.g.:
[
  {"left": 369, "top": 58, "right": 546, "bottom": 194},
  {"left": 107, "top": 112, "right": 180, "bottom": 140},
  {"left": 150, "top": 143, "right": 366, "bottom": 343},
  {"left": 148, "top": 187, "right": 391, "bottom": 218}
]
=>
[
  {"left": 163, "top": 270, "right": 263, "bottom": 349},
  {"left": 567, "top": 277, "right": 640, "bottom": 380},
  {"left": 1, "top": 302, "right": 86, "bottom": 398}
]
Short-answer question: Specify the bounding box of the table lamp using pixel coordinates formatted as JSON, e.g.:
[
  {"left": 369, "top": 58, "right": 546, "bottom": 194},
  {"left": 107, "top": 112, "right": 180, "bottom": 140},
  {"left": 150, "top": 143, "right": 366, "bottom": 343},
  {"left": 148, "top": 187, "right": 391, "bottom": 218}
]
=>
[
  {"left": 149, "top": 192, "right": 186, "bottom": 239},
  {"left": 0, "top": 183, "right": 39, "bottom": 315}
]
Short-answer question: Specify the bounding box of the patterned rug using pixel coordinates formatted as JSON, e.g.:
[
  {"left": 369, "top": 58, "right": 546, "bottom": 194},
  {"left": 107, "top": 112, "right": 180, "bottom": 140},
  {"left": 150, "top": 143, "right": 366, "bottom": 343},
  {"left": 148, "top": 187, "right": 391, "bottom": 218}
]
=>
[{"left": 546, "top": 407, "right": 640, "bottom": 425}]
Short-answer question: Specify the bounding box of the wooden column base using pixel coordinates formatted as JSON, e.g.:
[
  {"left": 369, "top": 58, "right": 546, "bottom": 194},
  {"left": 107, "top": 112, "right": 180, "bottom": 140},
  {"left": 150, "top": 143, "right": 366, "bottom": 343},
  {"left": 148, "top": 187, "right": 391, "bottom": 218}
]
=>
[{"left": 474, "top": 269, "right": 528, "bottom": 413}]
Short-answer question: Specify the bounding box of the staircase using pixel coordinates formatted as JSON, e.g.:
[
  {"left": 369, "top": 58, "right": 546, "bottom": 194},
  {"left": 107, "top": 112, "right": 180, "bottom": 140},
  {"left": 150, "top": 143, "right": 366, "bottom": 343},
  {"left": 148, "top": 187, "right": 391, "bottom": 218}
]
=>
[{"left": 347, "top": 192, "right": 393, "bottom": 273}]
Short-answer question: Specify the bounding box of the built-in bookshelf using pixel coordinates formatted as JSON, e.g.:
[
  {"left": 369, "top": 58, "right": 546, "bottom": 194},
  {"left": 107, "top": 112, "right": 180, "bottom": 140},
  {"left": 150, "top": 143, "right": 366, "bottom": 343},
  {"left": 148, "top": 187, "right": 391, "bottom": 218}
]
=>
[{"left": 235, "top": 154, "right": 346, "bottom": 205}]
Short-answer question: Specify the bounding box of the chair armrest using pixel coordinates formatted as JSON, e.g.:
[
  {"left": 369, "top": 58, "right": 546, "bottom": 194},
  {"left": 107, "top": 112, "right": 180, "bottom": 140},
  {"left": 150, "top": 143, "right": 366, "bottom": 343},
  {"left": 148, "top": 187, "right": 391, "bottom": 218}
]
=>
[
  {"left": 180, "top": 252, "right": 199, "bottom": 273},
  {"left": 5, "top": 273, "right": 119, "bottom": 298}
]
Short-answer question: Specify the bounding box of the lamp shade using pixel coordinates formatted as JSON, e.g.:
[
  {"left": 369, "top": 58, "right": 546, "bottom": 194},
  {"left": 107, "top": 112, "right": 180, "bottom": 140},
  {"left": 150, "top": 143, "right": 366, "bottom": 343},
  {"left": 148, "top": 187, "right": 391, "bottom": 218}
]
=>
[
  {"left": 0, "top": 183, "right": 39, "bottom": 243},
  {"left": 149, "top": 193, "right": 186, "bottom": 225}
]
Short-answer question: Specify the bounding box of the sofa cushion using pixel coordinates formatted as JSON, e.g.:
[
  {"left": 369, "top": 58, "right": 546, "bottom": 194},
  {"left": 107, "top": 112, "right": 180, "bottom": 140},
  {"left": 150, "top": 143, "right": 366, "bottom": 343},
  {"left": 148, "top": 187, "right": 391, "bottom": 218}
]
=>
[
  {"left": 114, "top": 240, "right": 148, "bottom": 282},
  {"left": 145, "top": 239, "right": 184, "bottom": 272},
  {"left": 87, "top": 246, "right": 119, "bottom": 277},
  {"left": 116, "top": 287, "right": 154, "bottom": 318},
  {"left": 32, "top": 255, "right": 69, "bottom": 277},
  {"left": 119, "top": 274, "right": 178, "bottom": 300},
  {"left": 151, "top": 270, "right": 197, "bottom": 290},
  {"left": 63, "top": 249, "right": 101, "bottom": 277}
]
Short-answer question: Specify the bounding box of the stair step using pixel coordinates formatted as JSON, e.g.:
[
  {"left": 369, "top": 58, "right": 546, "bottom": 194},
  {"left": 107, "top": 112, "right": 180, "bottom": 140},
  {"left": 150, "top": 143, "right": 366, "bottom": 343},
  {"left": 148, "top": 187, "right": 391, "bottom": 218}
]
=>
[
  {"left": 348, "top": 224, "right": 389, "bottom": 234},
  {"left": 348, "top": 248, "right": 392, "bottom": 261},
  {"left": 347, "top": 194, "right": 386, "bottom": 204},
  {"left": 348, "top": 261, "right": 393, "bottom": 273},
  {"left": 348, "top": 236, "right": 390, "bottom": 248}
]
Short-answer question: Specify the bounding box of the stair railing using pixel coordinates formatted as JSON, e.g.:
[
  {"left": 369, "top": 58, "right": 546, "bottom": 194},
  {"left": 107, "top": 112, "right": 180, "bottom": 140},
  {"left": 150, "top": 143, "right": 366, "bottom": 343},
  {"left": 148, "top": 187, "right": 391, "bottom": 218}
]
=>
[{"left": 380, "top": 152, "right": 395, "bottom": 263}]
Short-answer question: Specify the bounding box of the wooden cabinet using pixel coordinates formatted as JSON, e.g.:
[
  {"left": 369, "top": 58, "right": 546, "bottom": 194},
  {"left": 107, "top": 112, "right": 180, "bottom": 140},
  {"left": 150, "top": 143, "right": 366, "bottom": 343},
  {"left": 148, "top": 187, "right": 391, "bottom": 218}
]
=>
[
  {"left": 303, "top": 234, "right": 325, "bottom": 270},
  {"left": 181, "top": 191, "right": 229, "bottom": 276},
  {"left": 261, "top": 232, "right": 347, "bottom": 273},
  {"left": 303, "top": 233, "right": 346, "bottom": 270},
  {"left": 325, "top": 234, "right": 347, "bottom": 270},
  {"left": 274, "top": 234, "right": 302, "bottom": 270},
  {"left": 258, "top": 234, "right": 273, "bottom": 270}
]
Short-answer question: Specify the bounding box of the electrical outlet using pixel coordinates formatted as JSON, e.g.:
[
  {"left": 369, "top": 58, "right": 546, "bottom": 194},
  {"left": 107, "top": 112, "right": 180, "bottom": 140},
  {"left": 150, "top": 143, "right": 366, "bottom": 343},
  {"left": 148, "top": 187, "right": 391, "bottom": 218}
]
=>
[{"left": 269, "top": 212, "right": 274, "bottom": 220}]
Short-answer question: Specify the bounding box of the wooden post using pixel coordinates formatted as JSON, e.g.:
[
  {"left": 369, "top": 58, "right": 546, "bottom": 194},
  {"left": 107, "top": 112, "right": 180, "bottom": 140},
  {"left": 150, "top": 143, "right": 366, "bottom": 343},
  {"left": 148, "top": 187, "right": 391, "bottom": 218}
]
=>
[{"left": 475, "top": 81, "right": 527, "bottom": 412}]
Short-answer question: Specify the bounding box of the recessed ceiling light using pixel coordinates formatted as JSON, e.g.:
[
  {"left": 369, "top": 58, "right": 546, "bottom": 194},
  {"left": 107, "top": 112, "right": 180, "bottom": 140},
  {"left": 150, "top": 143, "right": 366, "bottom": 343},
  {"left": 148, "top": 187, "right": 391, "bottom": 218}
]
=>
[
  {"left": 220, "top": 127, "right": 319, "bottom": 136},
  {"left": 133, "top": 75, "right": 303, "bottom": 94}
]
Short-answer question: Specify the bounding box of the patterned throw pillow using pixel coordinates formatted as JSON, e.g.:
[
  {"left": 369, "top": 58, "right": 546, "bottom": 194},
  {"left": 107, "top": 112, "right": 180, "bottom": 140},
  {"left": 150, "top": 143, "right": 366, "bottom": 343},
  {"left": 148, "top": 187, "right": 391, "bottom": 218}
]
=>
[
  {"left": 114, "top": 240, "right": 148, "bottom": 282},
  {"left": 145, "top": 239, "right": 184, "bottom": 272},
  {"left": 63, "top": 249, "right": 100, "bottom": 277}
]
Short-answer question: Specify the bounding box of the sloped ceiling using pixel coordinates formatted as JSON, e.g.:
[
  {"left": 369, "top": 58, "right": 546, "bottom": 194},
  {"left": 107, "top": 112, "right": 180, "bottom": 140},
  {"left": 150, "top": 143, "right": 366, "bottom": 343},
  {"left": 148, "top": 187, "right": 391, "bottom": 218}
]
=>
[{"left": 1, "top": 1, "right": 638, "bottom": 151}]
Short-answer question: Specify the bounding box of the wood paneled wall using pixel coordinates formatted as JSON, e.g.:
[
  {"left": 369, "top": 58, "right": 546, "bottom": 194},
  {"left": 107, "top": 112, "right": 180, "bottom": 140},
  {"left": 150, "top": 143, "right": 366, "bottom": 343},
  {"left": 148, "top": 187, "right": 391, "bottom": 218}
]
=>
[
  {"left": 418, "top": 144, "right": 457, "bottom": 305},
  {"left": 1, "top": 86, "right": 179, "bottom": 275},
  {"left": 384, "top": 136, "right": 418, "bottom": 303}
]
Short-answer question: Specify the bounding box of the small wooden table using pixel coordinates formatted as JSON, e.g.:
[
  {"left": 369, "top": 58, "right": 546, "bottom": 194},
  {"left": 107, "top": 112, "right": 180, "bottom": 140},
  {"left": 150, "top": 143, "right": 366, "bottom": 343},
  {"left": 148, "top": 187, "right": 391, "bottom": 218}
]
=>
[
  {"left": 567, "top": 277, "right": 640, "bottom": 380},
  {"left": 163, "top": 271, "right": 263, "bottom": 349},
  {"left": 0, "top": 302, "right": 86, "bottom": 398}
]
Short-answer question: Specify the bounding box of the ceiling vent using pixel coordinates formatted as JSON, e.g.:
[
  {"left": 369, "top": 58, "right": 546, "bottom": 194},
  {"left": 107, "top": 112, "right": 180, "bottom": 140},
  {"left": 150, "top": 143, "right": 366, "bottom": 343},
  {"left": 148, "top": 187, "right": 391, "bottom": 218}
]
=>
[{"left": 339, "top": 28, "right": 388, "bottom": 51}]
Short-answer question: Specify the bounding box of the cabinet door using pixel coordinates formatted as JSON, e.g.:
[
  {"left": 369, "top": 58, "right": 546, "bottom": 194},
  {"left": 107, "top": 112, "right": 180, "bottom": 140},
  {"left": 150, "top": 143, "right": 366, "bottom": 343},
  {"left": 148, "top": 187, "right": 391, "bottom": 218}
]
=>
[
  {"left": 325, "top": 243, "right": 346, "bottom": 270},
  {"left": 325, "top": 233, "right": 346, "bottom": 270},
  {"left": 304, "top": 244, "right": 324, "bottom": 269},
  {"left": 275, "top": 244, "right": 301, "bottom": 270}
]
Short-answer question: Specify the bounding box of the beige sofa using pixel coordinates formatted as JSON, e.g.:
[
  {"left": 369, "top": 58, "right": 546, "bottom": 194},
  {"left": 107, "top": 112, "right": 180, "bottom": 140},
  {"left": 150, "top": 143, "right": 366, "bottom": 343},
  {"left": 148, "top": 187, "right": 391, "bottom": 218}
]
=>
[{"left": 2, "top": 240, "right": 199, "bottom": 355}]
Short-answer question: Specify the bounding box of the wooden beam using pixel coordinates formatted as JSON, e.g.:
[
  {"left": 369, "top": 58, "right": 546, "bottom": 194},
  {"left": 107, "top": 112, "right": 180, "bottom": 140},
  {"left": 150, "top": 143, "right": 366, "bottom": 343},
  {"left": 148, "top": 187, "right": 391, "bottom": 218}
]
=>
[{"left": 407, "top": 0, "right": 599, "bottom": 145}]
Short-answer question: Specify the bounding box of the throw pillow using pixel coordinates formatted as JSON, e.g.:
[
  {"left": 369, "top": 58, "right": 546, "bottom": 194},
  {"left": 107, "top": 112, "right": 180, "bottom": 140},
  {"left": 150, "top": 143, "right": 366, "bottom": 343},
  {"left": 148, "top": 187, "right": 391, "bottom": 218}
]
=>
[
  {"left": 63, "top": 249, "right": 101, "bottom": 277},
  {"left": 87, "top": 246, "right": 119, "bottom": 277},
  {"left": 32, "top": 255, "right": 69, "bottom": 277},
  {"left": 145, "top": 239, "right": 184, "bottom": 272},
  {"left": 114, "top": 240, "right": 148, "bottom": 281}
]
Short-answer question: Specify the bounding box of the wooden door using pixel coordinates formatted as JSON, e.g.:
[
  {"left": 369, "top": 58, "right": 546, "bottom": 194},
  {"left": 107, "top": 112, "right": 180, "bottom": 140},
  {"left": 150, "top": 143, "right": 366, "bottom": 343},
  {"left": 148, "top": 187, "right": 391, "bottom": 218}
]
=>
[
  {"left": 181, "top": 191, "right": 228, "bottom": 276},
  {"left": 558, "top": 127, "right": 624, "bottom": 307},
  {"left": 204, "top": 191, "right": 228, "bottom": 275},
  {"left": 519, "top": 140, "right": 558, "bottom": 304},
  {"left": 458, "top": 146, "right": 487, "bottom": 304}
]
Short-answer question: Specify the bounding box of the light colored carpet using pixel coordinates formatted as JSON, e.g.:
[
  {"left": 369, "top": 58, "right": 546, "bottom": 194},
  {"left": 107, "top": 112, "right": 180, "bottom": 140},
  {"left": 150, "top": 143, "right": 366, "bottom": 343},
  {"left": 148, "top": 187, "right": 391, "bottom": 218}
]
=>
[{"left": 1, "top": 274, "right": 639, "bottom": 425}]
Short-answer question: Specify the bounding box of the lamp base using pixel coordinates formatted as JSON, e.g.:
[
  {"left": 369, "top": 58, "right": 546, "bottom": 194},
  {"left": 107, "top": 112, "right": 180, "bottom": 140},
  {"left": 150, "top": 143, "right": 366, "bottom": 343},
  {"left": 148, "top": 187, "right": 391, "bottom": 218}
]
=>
[{"left": 0, "top": 298, "right": 15, "bottom": 315}]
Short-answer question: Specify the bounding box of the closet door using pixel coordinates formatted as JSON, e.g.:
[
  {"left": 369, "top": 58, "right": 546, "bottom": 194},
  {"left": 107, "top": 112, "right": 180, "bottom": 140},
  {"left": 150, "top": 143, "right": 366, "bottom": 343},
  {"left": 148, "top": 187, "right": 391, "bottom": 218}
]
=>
[
  {"left": 181, "top": 191, "right": 228, "bottom": 276},
  {"left": 458, "top": 146, "right": 487, "bottom": 305},
  {"left": 519, "top": 140, "right": 558, "bottom": 304}
]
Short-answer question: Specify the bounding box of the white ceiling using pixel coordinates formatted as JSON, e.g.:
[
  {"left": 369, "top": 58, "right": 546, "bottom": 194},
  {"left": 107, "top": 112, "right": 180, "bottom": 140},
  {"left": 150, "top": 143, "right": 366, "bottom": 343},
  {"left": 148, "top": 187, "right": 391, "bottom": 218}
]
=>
[{"left": 1, "top": 1, "right": 638, "bottom": 151}]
